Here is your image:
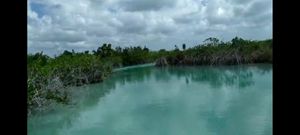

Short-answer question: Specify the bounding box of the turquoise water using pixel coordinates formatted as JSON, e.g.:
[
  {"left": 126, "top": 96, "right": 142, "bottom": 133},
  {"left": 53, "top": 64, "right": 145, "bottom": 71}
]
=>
[{"left": 28, "top": 64, "right": 272, "bottom": 135}]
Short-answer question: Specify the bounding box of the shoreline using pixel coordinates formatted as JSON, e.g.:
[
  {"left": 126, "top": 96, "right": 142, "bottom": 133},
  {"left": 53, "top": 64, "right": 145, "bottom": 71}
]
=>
[{"left": 28, "top": 37, "right": 272, "bottom": 115}]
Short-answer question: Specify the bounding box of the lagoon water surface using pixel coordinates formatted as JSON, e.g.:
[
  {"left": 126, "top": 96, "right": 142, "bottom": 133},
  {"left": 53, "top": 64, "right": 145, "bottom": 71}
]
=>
[{"left": 28, "top": 64, "right": 272, "bottom": 135}]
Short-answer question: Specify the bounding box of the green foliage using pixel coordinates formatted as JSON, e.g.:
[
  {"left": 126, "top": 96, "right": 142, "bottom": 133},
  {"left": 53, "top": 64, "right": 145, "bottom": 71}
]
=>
[
  {"left": 27, "top": 44, "right": 156, "bottom": 114},
  {"left": 27, "top": 51, "right": 51, "bottom": 67},
  {"left": 28, "top": 37, "right": 272, "bottom": 114},
  {"left": 27, "top": 52, "right": 112, "bottom": 114},
  {"left": 203, "top": 37, "right": 220, "bottom": 46},
  {"left": 156, "top": 37, "right": 272, "bottom": 66},
  {"left": 120, "top": 46, "right": 152, "bottom": 66}
]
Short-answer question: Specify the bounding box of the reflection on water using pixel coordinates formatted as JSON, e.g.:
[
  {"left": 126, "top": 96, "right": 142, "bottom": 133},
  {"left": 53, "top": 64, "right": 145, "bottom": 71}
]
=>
[{"left": 28, "top": 64, "right": 272, "bottom": 135}]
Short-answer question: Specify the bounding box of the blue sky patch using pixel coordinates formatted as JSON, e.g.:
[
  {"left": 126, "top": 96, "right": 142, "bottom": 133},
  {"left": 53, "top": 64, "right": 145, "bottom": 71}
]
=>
[{"left": 30, "top": 2, "right": 47, "bottom": 18}]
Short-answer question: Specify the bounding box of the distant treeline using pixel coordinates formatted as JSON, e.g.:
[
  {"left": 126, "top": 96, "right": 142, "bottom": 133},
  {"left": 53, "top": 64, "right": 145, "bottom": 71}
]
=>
[
  {"left": 156, "top": 37, "right": 272, "bottom": 66},
  {"left": 27, "top": 37, "right": 272, "bottom": 115}
]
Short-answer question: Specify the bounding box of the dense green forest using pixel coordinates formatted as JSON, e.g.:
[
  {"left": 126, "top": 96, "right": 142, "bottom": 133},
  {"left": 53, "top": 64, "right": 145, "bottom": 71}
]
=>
[{"left": 27, "top": 37, "right": 272, "bottom": 115}]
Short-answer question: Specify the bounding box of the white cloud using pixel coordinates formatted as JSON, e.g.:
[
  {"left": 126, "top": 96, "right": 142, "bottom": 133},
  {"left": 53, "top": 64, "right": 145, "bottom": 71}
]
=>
[{"left": 28, "top": 0, "right": 272, "bottom": 56}]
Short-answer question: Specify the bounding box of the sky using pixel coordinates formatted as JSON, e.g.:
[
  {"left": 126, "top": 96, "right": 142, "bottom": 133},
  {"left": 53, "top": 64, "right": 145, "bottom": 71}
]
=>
[{"left": 28, "top": 0, "right": 272, "bottom": 56}]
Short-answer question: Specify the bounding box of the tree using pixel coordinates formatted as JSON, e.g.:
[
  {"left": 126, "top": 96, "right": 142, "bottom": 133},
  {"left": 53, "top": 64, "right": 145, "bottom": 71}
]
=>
[
  {"left": 62, "top": 50, "right": 73, "bottom": 56},
  {"left": 115, "top": 46, "right": 122, "bottom": 54},
  {"left": 94, "top": 43, "right": 115, "bottom": 58},
  {"left": 106, "top": 43, "right": 113, "bottom": 57},
  {"left": 182, "top": 44, "right": 186, "bottom": 50},
  {"left": 203, "top": 37, "right": 219, "bottom": 46},
  {"left": 159, "top": 49, "right": 166, "bottom": 53},
  {"left": 28, "top": 51, "right": 51, "bottom": 66},
  {"left": 231, "top": 36, "right": 245, "bottom": 46},
  {"left": 143, "top": 46, "right": 149, "bottom": 52}
]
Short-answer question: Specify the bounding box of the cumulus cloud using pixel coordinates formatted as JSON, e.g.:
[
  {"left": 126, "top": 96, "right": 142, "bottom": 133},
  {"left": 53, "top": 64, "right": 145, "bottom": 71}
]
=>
[
  {"left": 118, "top": 0, "right": 176, "bottom": 11},
  {"left": 28, "top": 0, "right": 272, "bottom": 56}
]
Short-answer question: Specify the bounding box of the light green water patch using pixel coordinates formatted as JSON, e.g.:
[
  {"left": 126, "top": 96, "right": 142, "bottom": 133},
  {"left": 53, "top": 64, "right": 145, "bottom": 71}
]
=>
[
  {"left": 113, "top": 63, "right": 155, "bottom": 72},
  {"left": 28, "top": 64, "right": 272, "bottom": 135}
]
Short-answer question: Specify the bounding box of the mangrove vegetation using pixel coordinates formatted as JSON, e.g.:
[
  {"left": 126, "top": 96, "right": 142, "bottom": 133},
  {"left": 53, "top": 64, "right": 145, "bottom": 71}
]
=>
[
  {"left": 27, "top": 37, "right": 272, "bottom": 115},
  {"left": 155, "top": 37, "right": 272, "bottom": 66}
]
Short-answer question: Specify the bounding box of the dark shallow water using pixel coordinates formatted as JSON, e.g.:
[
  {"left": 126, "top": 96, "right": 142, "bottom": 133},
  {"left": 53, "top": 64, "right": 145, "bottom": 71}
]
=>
[{"left": 28, "top": 64, "right": 272, "bottom": 135}]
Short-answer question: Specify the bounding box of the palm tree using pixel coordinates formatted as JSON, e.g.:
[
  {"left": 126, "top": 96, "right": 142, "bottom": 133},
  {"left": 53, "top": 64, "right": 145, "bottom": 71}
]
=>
[{"left": 182, "top": 44, "right": 186, "bottom": 50}]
